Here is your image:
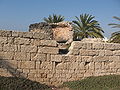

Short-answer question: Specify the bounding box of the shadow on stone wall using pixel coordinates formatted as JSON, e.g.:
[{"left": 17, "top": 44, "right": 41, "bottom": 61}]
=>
[{"left": 0, "top": 57, "right": 25, "bottom": 78}]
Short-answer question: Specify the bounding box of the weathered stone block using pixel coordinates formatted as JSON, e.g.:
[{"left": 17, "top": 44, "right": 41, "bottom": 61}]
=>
[
  {"left": 89, "top": 62, "right": 95, "bottom": 70},
  {"left": 76, "top": 56, "right": 82, "bottom": 62},
  {"left": 14, "top": 37, "right": 30, "bottom": 45},
  {"left": 109, "top": 56, "right": 119, "bottom": 61},
  {"left": 87, "top": 43, "right": 93, "bottom": 49},
  {"left": 31, "top": 53, "right": 46, "bottom": 61},
  {"left": 12, "top": 31, "right": 19, "bottom": 37},
  {"left": 39, "top": 40, "right": 57, "bottom": 47},
  {"left": 2, "top": 52, "right": 14, "bottom": 60},
  {"left": 38, "top": 47, "right": 59, "bottom": 54},
  {"left": 104, "top": 43, "right": 120, "bottom": 50},
  {"left": 3, "top": 44, "right": 17, "bottom": 52},
  {"left": 0, "top": 30, "right": 12, "bottom": 37},
  {"left": 32, "top": 32, "right": 45, "bottom": 39},
  {"left": 80, "top": 50, "right": 99, "bottom": 56},
  {"left": 105, "top": 50, "right": 113, "bottom": 56},
  {"left": 0, "top": 37, "right": 7, "bottom": 44},
  {"left": 14, "top": 52, "right": 30, "bottom": 60},
  {"left": 51, "top": 55, "right": 62, "bottom": 62},
  {"left": 22, "top": 32, "right": 33, "bottom": 38},
  {"left": 113, "top": 50, "right": 120, "bottom": 56},
  {"left": 0, "top": 44, "right": 3, "bottom": 51},
  {"left": 67, "top": 49, "right": 79, "bottom": 55},
  {"left": 93, "top": 56, "right": 109, "bottom": 62},
  {"left": 92, "top": 43, "right": 104, "bottom": 49},
  {"left": 98, "top": 50, "right": 105, "bottom": 56},
  {"left": 81, "top": 56, "right": 93, "bottom": 62},
  {"left": 21, "top": 45, "right": 37, "bottom": 53},
  {"left": 47, "top": 54, "right": 51, "bottom": 61},
  {"left": 78, "top": 62, "right": 86, "bottom": 70},
  {"left": 70, "top": 41, "right": 87, "bottom": 49},
  {"left": 41, "top": 61, "right": 52, "bottom": 69},
  {"left": 36, "top": 61, "right": 41, "bottom": 69},
  {"left": 95, "top": 62, "right": 102, "bottom": 70},
  {"left": 21, "top": 61, "right": 35, "bottom": 69}
]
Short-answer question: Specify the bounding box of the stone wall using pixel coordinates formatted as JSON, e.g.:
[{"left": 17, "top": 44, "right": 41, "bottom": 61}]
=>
[{"left": 0, "top": 30, "right": 120, "bottom": 86}]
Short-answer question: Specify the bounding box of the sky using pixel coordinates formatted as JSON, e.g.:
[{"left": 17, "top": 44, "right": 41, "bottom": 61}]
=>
[{"left": 0, "top": 0, "right": 120, "bottom": 38}]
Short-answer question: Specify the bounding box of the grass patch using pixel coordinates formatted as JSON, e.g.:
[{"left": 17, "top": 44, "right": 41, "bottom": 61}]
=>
[
  {"left": 62, "top": 75, "right": 120, "bottom": 90},
  {"left": 0, "top": 76, "right": 51, "bottom": 90}
]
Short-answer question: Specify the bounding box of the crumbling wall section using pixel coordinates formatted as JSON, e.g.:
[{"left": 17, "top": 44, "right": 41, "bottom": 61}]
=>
[{"left": 0, "top": 30, "right": 120, "bottom": 86}]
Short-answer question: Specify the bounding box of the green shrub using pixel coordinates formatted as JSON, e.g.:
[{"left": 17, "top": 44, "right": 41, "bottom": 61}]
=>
[
  {"left": 0, "top": 76, "right": 51, "bottom": 90},
  {"left": 62, "top": 75, "right": 120, "bottom": 90}
]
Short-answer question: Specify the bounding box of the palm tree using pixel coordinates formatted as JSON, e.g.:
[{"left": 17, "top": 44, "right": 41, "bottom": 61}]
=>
[
  {"left": 43, "top": 14, "right": 65, "bottom": 23},
  {"left": 109, "top": 31, "right": 120, "bottom": 43},
  {"left": 72, "top": 14, "right": 104, "bottom": 40},
  {"left": 108, "top": 16, "right": 120, "bottom": 28},
  {"left": 108, "top": 16, "right": 120, "bottom": 43}
]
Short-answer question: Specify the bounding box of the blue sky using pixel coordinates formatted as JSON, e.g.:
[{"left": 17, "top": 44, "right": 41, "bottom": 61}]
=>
[{"left": 0, "top": 0, "right": 120, "bottom": 38}]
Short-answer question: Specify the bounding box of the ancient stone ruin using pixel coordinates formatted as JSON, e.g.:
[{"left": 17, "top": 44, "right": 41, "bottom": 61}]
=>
[
  {"left": 29, "top": 21, "right": 73, "bottom": 43},
  {"left": 0, "top": 22, "right": 120, "bottom": 86}
]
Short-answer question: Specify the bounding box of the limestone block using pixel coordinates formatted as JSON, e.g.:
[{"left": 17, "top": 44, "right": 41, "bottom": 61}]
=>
[
  {"left": 47, "top": 74, "right": 53, "bottom": 78},
  {"left": 21, "top": 45, "right": 37, "bottom": 53},
  {"left": 32, "top": 32, "right": 44, "bottom": 39},
  {"left": 12, "top": 31, "right": 19, "bottom": 37},
  {"left": 109, "top": 56, "right": 119, "bottom": 61},
  {"left": 38, "top": 47, "right": 59, "bottom": 54},
  {"left": 31, "top": 53, "right": 46, "bottom": 61},
  {"left": 22, "top": 32, "right": 33, "bottom": 38},
  {"left": 93, "top": 56, "right": 109, "bottom": 62},
  {"left": 21, "top": 61, "right": 35, "bottom": 69},
  {"left": 78, "top": 62, "right": 86, "bottom": 70},
  {"left": 14, "top": 52, "right": 30, "bottom": 60},
  {"left": 92, "top": 43, "right": 104, "bottom": 49},
  {"left": 2, "top": 52, "right": 14, "bottom": 60},
  {"left": 0, "top": 30, "right": 12, "bottom": 37},
  {"left": 51, "top": 55, "right": 62, "bottom": 62},
  {"left": 70, "top": 41, "right": 87, "bottom": 49},
  {"left": 86, "top": 43, "right": 93, "bottom": 49},
  {"left": 81, "top": 56, "right": 93, "bottom": 62},
  {"left": 95, "top": 62, "right": 102, "bottom": 70},
  {"left": 3, "top": 44, "right": 17, "bottom": 52},
  {"left": 104, "top": 43, "right": 120, "bottom": 50},
  {"left": 7, "top": 37, "right": 14, "bottom": 44},
  {"left": 0, "top": 37, "right": 7, "bottom": 44},
  {"left": 98, "top": 50, "right": 105, "bottom": 56},
  {"left": 47, "top": 54, "right": 51, "bottom": 61},
  {"left": 41, "top": 61, "right": 52, "bottom": 69},
  {"left": 70, "top": 62, "right": 78, "bottom": 70},
  {"left": 36, "top": 61, "right": 41, "bottom": 69},
  {"left": 39, "top": 40, "right": 57, "bottom": 47},
  {"left": 14, "top": 37, "right": 30, "bottom": 45},
  {"left": 89, "top": 62, "right": 95, "bottom": 70},
  {"left": 80, "top": 49, "right": 99, "bottom": 56},
  {"left": 76, "top": 56, "right": 82, "bottom": 62},
  {"left": 105, "top": 50, "right": 113, "bottom": 56},
  {"left": 113, "top": 50, "right": 120, "bottom": 56},
  {"left": 67, "top": 49, "right": 79, "bottom": 55},
  {"left": 23, "top": 69, "right": 30, "bottom": 73},
  {"left": 0, "top": 44, "right": 3, "bottom": 51},
  {"left": 62, "top": 55, "right": 77, "bottom": 62}
]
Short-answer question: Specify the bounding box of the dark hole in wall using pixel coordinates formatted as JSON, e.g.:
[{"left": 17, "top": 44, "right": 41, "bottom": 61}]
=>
[
  {"left": 55, "top": 62, "right": 61, "bottom": 67},
  {"left": 59, "top": 49, "right": 69, "bottom": 54},
  {"left": 85, "top": 62, "right": 90, "bottom": 66}
]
